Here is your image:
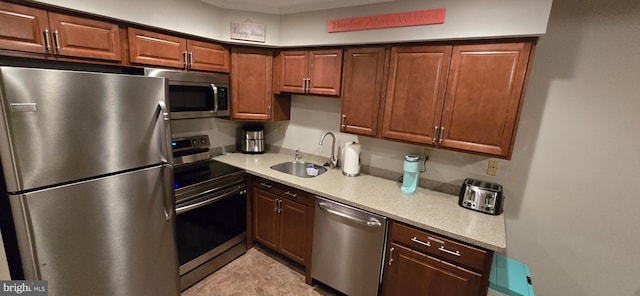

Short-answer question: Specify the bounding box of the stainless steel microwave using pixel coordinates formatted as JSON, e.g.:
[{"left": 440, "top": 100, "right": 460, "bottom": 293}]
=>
[{"left": 145, "top": 68, "right": 230, "bottom": 119}]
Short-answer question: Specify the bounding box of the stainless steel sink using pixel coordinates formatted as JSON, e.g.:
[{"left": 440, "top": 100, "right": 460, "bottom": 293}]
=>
[{"left": 270, "top": 161, "right": 328, "bottom": 178}]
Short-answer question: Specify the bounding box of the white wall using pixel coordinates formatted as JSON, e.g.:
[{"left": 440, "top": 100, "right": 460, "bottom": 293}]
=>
[
  {"left": 269, "top": 1, "right": 640, "bottom": 295},
  {"left": 34, "top": 0, "right": 282, "bottom": 46},
  {"left": 279, "top": 0, "right": 552, "bottom": 46}
]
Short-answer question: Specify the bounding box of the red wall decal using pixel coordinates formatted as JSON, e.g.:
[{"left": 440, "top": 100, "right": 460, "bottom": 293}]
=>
[{"left": 327, "top": 8, "right": 446, "bottom": 33}]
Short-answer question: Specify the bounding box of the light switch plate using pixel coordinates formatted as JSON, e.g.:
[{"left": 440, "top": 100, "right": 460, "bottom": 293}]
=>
[{"left": 487, "top": 160, "right": 499, "bottom": 176}]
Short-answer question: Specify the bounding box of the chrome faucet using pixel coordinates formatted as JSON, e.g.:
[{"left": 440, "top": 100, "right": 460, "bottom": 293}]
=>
[
  {"left": 295, "top": 148, "right": 301, "bottom": 161},
  {"left": 319, "top": 132, "right": 338, "bottom": 168}
]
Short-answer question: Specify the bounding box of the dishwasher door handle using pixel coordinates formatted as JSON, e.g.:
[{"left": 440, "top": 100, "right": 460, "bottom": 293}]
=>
[{"left": 317, "top": 202, "right": 382, "bottom": 227}]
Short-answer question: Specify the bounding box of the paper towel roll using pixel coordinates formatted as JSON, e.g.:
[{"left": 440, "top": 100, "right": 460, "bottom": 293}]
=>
[{"left": 342, "top": 142, "right": 361, "bottom": 176}]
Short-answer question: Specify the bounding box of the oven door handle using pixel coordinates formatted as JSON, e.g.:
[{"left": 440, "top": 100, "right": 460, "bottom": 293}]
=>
[{"left": 176, "top": 184, "right": 245, "bottom": 215}]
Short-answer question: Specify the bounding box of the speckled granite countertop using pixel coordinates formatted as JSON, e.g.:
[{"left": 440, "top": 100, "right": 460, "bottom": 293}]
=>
[{"left": 214, "top": 152, "right": 506, "bottom": 252}]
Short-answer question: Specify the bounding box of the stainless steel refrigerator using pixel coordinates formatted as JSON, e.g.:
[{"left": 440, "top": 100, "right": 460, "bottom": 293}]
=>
[{"left": 0, "top": 66, "right": 180, "bottom": 296}]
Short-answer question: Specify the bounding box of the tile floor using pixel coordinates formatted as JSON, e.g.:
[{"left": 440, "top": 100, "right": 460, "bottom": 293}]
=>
[{"left": 181, "top": 245, "right": 336, "bottom": 296}]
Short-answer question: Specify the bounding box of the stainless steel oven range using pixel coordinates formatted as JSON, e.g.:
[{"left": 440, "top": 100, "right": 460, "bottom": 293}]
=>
[{"left": 172, "top": 135, "right": 246, "bottom": 290}]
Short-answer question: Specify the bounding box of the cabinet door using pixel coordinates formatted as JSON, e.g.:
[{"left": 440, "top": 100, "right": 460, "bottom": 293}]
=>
[
  {"left": 382, "top": 45, "right": 452, "bottom": 145},
  {"left": 0, "top": 2, "right": 49, "bottom": 54},
  {"left": 341, "top": 47, "right": 387, "bottom": 136},
  {"left": 382, "top": 243, "right": 483, "bottom": 296},
  {"left": 279, "top": 199, "right": 308, "bottom": 265},
  {"left": 253, "top": 189, "right": 279, "bottom": 251},
  {"left": 231, "top": 48, "right": 273, "bottom": 121},
  {"left": 187, "top": 40, "right": 229, "bottom": 73},
  {"left": 308, "top": 49, "right": 342, "bottom": 95},
  {"left": 48, "top": 13, "right": 121, "bottom": 61},
  {"left": 128, "top": 28, "right": 186, "bottom": 69},
  {"left": 279, "top": 50, "right": 308, "bottom": 93},
  {"left": 439, "top": 43, "right": 532, "bottom": 158}
]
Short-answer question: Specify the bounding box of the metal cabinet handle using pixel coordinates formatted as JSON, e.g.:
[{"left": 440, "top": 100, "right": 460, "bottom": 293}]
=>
[
  {"left": 432, "top": 126, "right": 438, "bottom": 144},
  {"left": 388, "top": 247, "right": 395, "bottom": 266},
  {"left": 341, "top": 114, "right": 346, "bottom": 129},
  {"left": 284, "top": 191, "right": 297, "bottom": 198},
  {"left": 411, "top": 236, "right": 432, "bottom": 247},
  {"left": 276, "top": 199, "right": 282, "bottom": 213},
  {"left": 211, "top": 84, "right": 219, "bottom": 113},
  {"left": 43, "top": 28, "right": 52, "bottom": 52},
  {"left": 53, "top": 29, "right": 61, "bottom": 52},
  {"left": 188, "top": 52, "right": 193, "bottom": 68},
  {"left": 260, "top": 182, "right": 272, "bottom": 189},
  {"left": 438, "top": 246, "right": 461, "bottom": 257},
  {"left": 267, "top": 106, "right": 271, "bottom": 120},
  {"left": 317, "top": 202, "right": 382, "bottom": 227},
  {"left": 438, "top": 126, "right": 445, "bottom": 144},
  {"left": 183, "top": 51, "right": 188, "bottom": 68}
]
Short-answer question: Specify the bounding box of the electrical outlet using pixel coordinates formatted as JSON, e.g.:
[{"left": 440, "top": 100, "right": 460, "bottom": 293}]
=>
[{"left": 487, "top": 160, "right": 499, "bottom": 176}]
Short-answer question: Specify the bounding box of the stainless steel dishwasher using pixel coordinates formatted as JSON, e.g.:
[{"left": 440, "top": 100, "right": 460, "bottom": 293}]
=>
[{"left": 312, "top": 196, "right": 387, "bottom": 296}]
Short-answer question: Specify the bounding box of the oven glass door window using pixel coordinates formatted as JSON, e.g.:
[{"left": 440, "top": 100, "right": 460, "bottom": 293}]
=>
[
  {"left": 175, "top": 190, "right": 246, "bottom": 267},
  {"left": 169, "top": 85, "right": 215, "bottom": 112}
]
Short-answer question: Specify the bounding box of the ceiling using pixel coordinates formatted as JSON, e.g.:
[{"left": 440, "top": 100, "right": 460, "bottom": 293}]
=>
[{"left": 199, "top": 0, "right": 394, "bottom": 15}]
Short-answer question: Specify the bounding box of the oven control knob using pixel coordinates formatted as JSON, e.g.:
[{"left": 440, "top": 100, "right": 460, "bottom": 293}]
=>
[
  {"left": 201, "top": 138, "right": 207, "bottom": 144},
  {"left": 192, "top": 140, "right": 198, "bottom": 145}
]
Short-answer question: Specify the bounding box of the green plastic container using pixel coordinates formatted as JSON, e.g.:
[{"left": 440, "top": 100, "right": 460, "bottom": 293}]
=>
[{"left": 489, "top": 253, "right": 534, "bottom": 296}]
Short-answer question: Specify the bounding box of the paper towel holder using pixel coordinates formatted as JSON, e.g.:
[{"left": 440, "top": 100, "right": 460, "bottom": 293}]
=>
[{"left": 342, "top": 141, "right": 361, "bottom": 177}]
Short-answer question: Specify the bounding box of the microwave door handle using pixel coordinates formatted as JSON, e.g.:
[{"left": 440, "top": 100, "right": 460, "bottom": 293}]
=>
[{"left": 211, "top": 84, "right": 219, "bottom": 113}]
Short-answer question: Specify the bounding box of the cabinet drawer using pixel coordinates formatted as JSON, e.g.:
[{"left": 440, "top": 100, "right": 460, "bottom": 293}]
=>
[
  {"left": 254, "top": 177, "right": 311, "bottom": 205},
  {"left": 389, "top": 221, "right": 489, "bottom": 271}
]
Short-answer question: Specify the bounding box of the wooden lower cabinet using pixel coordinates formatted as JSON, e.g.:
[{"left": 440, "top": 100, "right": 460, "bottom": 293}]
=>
[
  {"left": 382, "top": 243, "right": 482, "bottom": 296},
  {"left": 251, "top": 176, "right": 314, "bottom": 283},
  {"left": 381, "top": 221, "right": 493, "bottom": 296}
]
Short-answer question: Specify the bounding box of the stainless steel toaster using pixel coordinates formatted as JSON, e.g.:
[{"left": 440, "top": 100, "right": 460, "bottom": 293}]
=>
[{"left": 458, "top": 178, "right": 504, "bottom": 215}]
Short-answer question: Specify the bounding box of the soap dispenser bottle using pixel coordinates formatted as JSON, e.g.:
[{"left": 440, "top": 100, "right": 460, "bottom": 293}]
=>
[{"left": 401, "top": 155, "right": 420, "bottom": 194}]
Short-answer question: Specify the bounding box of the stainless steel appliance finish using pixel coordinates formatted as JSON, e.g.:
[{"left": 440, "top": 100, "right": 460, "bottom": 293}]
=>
[
  {"left": 458, "top": 178, "right": 504, "bottom": 215},
  {"left": 172, "top": 137, "right": 247, "bottom": 290},
  {"left": 311, "top": 196, "right": 387, "bottom": 296},
  {"left": 0, "top": 67, "right": 179, "bottom": 295},
  {"left": 241, "top": 125, "right": 264, "bottom": 154},
  {"left": 145, "top": 68, "right": 230, "bottom": 119},
  {"left": 172, "top": 135, "right": 211, "bottom": 165}
]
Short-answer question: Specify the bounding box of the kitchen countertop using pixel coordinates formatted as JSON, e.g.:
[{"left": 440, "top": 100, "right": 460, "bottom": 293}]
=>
[{"left": 214, "top": 152, "right": 506, "bottom": 252}]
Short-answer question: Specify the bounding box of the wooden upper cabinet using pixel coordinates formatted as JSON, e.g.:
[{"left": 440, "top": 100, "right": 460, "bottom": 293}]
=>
[
  {"left": 279, "top": 50, "right": 308, "bottom": 93},
  {"left": 128, "top": 28, "right": 187, "bottom": 69},
  {"left": 231, "top": 47, "right": 274, "bottom": 121},
  {"left": 382, "top": 45, "right": 452, "bottom": 144},
  {"left": 187, "top": 40, "right": 229, "bottom": 72},
  {"left": 439, "top": 42, "right": 532, "bottom": 158},
  {"left": 0, "top": 2, "right": 121, "bottom": 61},
  {"left": 340, "top": 47, "right": 388, "bottom": 137},
  {"left": 128, "top": 27, "right": 229, "bottom": 72},
  {"left": 278, "top": 49, "right": 342, "bottom": 95},
  {"left": 48, "top": 13, "right": 121, "bottom": 61},
  {"left": 0, "top": 2, "right": 49, "bottom": 54}
]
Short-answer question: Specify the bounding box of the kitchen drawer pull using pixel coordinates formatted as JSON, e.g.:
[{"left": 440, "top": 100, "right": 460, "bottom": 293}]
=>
[
  {"left": 411, "top": 237, "right": 431, "bottom": 247},
  {"left": 284, "top": 191, "right": 297, "bottom": 198},
  {"left": 388, "top": 247, "right": 395, "bottom": 266},
  {"left": 260, "top": 182, "right": 272, "bottom": 189},
  {"left": 438, "top": 246, "right": 461, "bottom": 257}
]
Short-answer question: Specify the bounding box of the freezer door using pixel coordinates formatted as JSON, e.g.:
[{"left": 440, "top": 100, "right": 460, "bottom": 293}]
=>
[
  {"left": 9, "top": 165, "right": 179, "bottom": 296},
  {"left": 0, "top": 66, "right": 171, "bottom": 192}
]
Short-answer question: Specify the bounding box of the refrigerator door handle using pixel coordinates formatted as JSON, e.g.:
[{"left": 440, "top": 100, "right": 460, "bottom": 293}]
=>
[
  {"left": 158, "top": 101, "right": 173, "bottom": 164},
  {"left": 163, "top": 165, "right": 175, "bottom": 221}
]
